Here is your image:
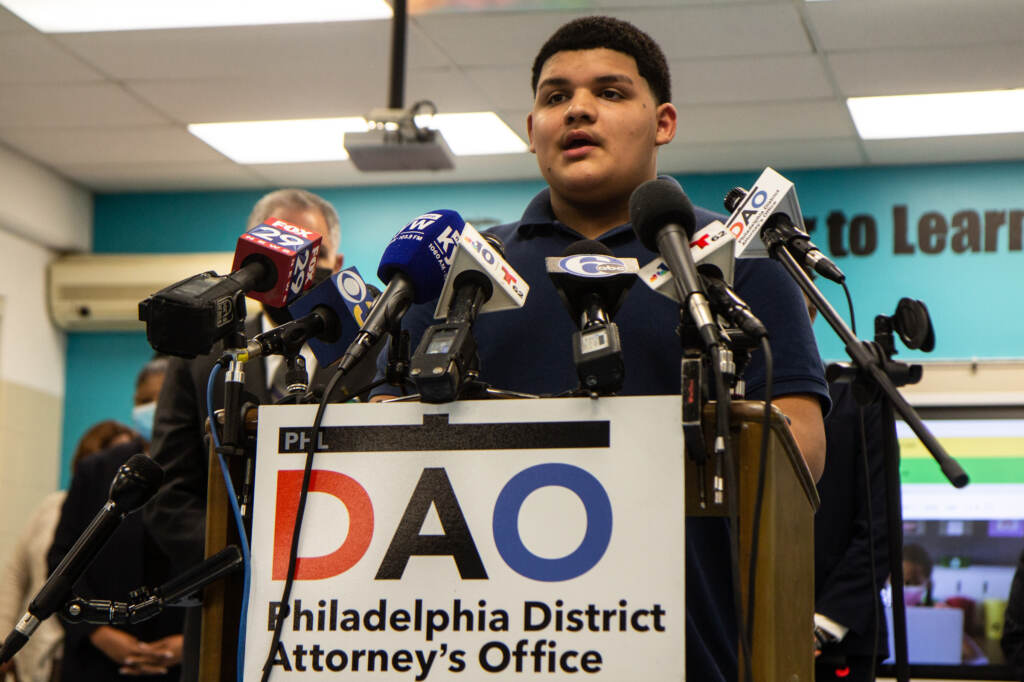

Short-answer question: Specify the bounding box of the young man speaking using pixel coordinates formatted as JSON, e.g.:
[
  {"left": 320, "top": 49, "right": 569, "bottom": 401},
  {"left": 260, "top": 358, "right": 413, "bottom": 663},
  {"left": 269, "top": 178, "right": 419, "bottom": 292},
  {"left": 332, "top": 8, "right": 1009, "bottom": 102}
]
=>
[{"left": 375, "top": 16, "right": 829, "bottom": 680}]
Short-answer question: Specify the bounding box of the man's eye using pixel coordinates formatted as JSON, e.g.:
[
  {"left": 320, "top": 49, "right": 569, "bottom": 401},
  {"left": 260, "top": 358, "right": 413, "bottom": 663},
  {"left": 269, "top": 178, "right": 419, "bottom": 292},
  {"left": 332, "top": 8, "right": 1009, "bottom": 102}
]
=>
[
  {"left": 601, "top": 90, "right": 623, "bottom": 100},
  {"left": 546, "top": 92, "right": 567, "bottom": 105}
]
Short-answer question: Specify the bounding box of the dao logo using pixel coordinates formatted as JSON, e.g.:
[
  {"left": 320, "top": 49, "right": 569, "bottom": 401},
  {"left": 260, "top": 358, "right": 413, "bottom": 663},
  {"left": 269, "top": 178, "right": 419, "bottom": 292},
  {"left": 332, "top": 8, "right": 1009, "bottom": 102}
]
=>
[
  {"left": 558, "top": 255, "right": 627, "bottom": 278},
  {"left": 272, "top": 463, "right": 613, "bottom": 583},
  {"left": 729, "top": 186, "right": 768, "bottom": 240}
]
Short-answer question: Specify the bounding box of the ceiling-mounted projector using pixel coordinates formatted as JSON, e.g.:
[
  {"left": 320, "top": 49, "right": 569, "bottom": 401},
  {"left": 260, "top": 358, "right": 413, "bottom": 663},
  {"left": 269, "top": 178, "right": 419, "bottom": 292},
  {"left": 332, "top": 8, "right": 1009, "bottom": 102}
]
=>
[{"left": 344, "top": 104, "right": 455, "bottom": 172}]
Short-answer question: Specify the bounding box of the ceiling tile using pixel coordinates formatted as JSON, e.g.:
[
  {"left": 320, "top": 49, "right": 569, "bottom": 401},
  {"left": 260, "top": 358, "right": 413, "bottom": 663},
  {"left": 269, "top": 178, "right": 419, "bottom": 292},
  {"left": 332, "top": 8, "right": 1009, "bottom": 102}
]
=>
[
  {"left": 412, "top": 11, "right": 581, "bottom": 67},
  {"left": 674, "top": 100, "right": 854, "bottom": 144},
  {"left": 462, "top": 65, "right": 534, "bottom": 112},
  {"left": 0, "top": 33, "right": 105, "bottom": 84},
  {"left": 659, "top": 138, "right": 865, "bottom": 175},
  {"left": 416, "top": 5, "right": 811, "bottom": 68},
  {"left": 0, "top": 83, "right": 167, "bottom": 127},
  {"left": 625, "top": 5, "right": 812, "bottom": 60},
  {"left": 863, "top": 133, "right": 1024, "bottom": 166},
  {"left": 57, "top": 160, "right": 268, "bottom": 192},
  {"left": 806, "top": 0, "right": 1024, "bottom": 51},
  {"left": 127, "top": 77, "right": 386, "bottom": 123},
  {"left": 0, "top": 5, "right": 31, "bottom": 32},
  {"left": 51, "top": 20, "right": 449, "bottom": 81},
  {"left": 671, "top": 55, "right": 833, "bottom": 105},
  {"left": 0, "top": 126, "right": 226, "bottom": 165},
  {"left": 830, "top": 43, "right": 1024, "bottom": 97},
  {"left": 250, "top": 153, "right": 540, "bottom": 188},
  {"left": 405, "top": 67, "right": 494, "bottom": 114}
]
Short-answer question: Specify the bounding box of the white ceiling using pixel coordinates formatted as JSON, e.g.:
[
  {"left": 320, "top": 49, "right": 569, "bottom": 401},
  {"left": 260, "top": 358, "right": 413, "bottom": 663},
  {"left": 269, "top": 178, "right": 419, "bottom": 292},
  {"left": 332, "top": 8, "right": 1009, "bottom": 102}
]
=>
[{"left": 1, "top": 0, "right": 1023, "bottom": 193}]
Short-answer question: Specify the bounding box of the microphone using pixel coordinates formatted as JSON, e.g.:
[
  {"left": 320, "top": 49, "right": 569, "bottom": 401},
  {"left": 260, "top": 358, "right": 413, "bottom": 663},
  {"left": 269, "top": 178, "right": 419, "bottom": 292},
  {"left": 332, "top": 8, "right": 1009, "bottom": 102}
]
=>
[
  {"left": 410, "top": 225, "right": 528, "bottom": 402},
  {"left": 639, "top": 219, "right": 736, "bottom": 302},
  {"left": 637, "top": 220, "right": 766, "bottom": 342},
  {"left": 139, "top": 217, "right": 322, "bottom": 358},
  {"left": 629, "top": 179, "right": 719, "bottom": 351},
  {"left": 722, "top": 167, "right": 845, "bottom": 283},
  {"left": 546, "top": 240, "right": 638, "bottom": 394},
  {"left": 336, "top": 210, "right": 465, "bottom": 376},
  {"left": 0, "top": 454, "right": 164, "bottom": 666},
  {"left": 241, "top": 267, "right": 376, "bottom": 366},
  {"left": 700, "top": 271, "right": 768, "bottom": 342}
]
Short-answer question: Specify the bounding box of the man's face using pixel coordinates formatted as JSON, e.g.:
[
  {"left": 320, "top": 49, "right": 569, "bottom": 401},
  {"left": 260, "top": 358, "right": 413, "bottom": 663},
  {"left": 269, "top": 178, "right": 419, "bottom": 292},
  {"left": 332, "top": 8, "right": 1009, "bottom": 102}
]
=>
[
  {"left": 271, "top": 205, "right": 341, "bottom": 272},
  {"left": 527, "top": 48, "right": 676, "bottom": 210}
]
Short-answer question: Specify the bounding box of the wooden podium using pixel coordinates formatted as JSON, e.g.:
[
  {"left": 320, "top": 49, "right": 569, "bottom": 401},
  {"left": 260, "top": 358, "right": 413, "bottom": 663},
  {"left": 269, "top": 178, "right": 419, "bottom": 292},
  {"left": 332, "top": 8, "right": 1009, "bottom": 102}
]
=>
[
  {"left": 688, "top": 402, "right": 821, "bottom": 682},
  {"left": 199, "top": 400, "right": 818, "bottom": 681}
]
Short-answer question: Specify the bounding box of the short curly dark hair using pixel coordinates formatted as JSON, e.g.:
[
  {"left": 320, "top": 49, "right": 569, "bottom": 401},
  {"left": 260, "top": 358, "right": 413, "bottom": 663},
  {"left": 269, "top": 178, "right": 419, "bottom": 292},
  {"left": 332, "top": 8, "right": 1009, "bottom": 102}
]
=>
[{"left": 531, "top": 16, "right": 671, "bottom": 105}]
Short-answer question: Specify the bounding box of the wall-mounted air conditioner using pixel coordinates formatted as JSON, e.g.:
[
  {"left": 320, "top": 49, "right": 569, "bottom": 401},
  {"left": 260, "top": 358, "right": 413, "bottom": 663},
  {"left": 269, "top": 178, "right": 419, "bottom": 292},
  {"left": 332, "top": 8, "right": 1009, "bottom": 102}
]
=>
[{"left": 48, "top": 252, "right": 234, "bottom": 331}]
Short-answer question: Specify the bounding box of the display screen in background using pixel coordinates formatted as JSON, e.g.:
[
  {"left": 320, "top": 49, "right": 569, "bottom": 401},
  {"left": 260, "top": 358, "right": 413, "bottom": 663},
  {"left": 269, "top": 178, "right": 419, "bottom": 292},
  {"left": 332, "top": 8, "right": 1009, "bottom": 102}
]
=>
[{"left": 881, "top": 411, "right": 1023, "bottom": 678}]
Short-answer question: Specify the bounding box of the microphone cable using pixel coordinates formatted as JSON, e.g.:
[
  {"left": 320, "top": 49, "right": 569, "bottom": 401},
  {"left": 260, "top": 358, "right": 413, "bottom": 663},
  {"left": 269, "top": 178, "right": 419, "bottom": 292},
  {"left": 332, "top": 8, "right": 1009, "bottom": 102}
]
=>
[
  {"left": 259, "top": 361, "right": 355, "bottom": 682},
  {"left": 207, "top": 360, "right": 252, "bottom": 682},
  {"left": 744, "top": 337, "right": 774, "bottom": 664}
]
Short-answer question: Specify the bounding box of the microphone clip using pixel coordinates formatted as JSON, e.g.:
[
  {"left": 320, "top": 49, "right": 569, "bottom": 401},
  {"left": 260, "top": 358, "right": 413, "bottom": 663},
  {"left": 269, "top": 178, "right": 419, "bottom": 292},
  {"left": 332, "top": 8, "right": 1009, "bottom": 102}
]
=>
[{"left": 409, "top": 321, "right": 478, "bottom": 403}]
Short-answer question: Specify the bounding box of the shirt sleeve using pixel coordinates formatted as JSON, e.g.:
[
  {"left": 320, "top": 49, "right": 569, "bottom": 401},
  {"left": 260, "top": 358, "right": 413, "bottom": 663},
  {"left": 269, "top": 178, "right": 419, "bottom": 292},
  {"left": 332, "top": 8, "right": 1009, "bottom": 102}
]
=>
[{"left": 733, "top": 258, "right": 830, "bottom": 414}]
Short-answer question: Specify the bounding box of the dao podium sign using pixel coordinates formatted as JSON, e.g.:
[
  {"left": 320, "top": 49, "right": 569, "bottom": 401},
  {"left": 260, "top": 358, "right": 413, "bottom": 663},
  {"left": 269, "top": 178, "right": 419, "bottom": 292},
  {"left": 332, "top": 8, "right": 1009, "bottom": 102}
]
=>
[{"left": 245, "top": 397, "right": 685, "bottom": 680}]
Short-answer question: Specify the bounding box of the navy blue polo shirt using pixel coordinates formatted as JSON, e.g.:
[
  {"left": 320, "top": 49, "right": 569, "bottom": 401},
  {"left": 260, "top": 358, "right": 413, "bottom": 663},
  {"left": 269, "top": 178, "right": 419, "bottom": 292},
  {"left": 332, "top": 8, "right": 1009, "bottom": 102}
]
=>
[{"left": 375, "top": 183, "right": 829, "bottom": 680}]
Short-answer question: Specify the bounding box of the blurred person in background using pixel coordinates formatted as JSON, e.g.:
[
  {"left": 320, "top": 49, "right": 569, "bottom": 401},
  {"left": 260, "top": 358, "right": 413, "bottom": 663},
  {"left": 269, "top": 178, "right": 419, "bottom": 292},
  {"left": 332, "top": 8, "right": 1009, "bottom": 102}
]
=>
[
  {"left": 0, "top": 419, "right": 137, "bottom": 682},
  {"left": 47, "top": 356, "right": 183, "bottom": 680}
]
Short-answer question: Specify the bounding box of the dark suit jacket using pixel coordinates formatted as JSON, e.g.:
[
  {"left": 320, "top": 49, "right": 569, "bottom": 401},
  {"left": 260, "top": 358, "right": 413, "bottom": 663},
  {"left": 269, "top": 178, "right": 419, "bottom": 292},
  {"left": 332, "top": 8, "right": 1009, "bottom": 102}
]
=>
[
  {"left": 141, "top": 313, "right": 380, "bottom": 680},
  {"left": 143, "top": 316, "right": 270, "bottom": 574},
  {"left": 814, "top": 381, "right": 891, "bottom": 658},
  {"left": 142, "top": 314, "right": 378, "bottom": 572},
  {"left": 1003, "top": 548, "right": 1024, "bottom": 680},
  {"left": 47, "top": 440, "right": 184, "bottom": 682}
]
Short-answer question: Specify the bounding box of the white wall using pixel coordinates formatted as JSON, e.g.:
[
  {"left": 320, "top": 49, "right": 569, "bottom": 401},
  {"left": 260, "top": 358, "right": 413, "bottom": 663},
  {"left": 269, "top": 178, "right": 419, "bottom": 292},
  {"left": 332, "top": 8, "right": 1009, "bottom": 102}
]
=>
[
  {"left": 0, "top": 143, "right": 90, "bottom": 252},
  {"left": 0, "top": 145, "right": 90, "bottom": 553}
]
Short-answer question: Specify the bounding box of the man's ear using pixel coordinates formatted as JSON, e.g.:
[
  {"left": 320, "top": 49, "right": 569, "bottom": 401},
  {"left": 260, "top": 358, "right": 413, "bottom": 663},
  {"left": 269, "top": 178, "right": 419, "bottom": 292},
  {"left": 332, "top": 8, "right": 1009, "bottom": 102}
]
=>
[
  {"left": 334, "top": 253, "right": 344, "bottom": 272},
  {"left": 526, "top": 112, "right": 536, "bottom": 153},
  {"left": 655, "top": 102, "right": 677, "bottom": 147}
]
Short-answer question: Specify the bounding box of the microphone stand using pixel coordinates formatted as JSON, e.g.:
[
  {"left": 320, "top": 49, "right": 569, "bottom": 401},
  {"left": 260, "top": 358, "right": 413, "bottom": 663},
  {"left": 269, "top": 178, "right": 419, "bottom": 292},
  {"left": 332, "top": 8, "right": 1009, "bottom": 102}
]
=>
[
  {"left": 61, "top": 546, "right": 243, "bottom": 626},
  {"left": 768, "top": 244, "right": 967, "bottom": 682}
]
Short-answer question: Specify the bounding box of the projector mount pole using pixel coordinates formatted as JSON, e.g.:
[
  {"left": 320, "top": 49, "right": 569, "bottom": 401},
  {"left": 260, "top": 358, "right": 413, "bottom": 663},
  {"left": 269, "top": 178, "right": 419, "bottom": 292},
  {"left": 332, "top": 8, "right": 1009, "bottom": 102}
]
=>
[{"left": 389, "top": 0, "right": 407, "bottom": 110}]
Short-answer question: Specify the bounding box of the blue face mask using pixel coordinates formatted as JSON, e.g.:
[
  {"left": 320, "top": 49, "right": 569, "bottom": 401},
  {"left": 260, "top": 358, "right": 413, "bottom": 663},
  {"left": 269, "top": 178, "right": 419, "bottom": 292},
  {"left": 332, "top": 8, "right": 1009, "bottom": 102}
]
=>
[{"left": 132, "top": 401, "right": 156, "bottom": 442}]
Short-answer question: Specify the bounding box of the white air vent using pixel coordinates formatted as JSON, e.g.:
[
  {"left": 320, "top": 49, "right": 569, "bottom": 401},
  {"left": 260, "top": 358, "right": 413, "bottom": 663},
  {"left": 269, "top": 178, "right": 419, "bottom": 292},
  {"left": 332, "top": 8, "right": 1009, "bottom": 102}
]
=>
[{"left": 48, "top": 252, "right": 234, "bottom": 331}]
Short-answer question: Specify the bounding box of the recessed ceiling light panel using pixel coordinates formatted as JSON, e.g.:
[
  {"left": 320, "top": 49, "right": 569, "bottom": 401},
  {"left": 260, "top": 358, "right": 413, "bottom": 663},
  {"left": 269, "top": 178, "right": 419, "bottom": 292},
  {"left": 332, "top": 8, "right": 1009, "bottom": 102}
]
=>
[
  {"left": 2, "top": 0, "right": 392, "bottom": 32},
  {"left": 848, "top": 89, "right": 1024, "bottom": 140}
]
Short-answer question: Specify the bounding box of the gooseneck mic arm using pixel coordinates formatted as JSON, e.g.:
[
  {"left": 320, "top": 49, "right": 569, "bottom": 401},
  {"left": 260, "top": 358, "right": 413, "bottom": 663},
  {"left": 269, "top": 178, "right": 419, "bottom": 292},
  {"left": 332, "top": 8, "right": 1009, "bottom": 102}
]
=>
[
  {"left": 61, "top": 546, "right": 244, "bottom": 627},
  {"left": 0, "top": 454, "right": 164, "bottom": 665}
]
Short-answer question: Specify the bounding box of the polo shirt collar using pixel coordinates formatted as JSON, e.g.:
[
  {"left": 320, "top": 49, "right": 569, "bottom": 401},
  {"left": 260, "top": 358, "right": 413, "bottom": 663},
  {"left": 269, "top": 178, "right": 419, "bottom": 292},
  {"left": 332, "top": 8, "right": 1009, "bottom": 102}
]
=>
[{"left": 514, "top": 175, "right": 683, "bottom": 242}]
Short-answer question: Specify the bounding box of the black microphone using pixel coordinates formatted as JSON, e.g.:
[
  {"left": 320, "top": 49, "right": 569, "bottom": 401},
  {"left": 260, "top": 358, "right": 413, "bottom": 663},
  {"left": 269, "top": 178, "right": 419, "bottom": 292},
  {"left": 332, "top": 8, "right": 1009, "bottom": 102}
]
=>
[
  {"left": 630, "top": 179, "right": 719, "bottom": 350},
  {"left": 723, "top": 186, "right": 845, "bottom": 283},
  {"left": 409, "top": 233, "right": 509, "bottom": 403},
  {"left": 546, "top": 240, "right": 638, "bottom": 394},
  {"left": 336, "top": 210, "right": 466, "bottom": 377},
  {"left": 0, "top": 454, "right": 164, "bottom": 665},
  {"left": 139, "top": 217, "right": 323, "bottom": 358},
  {"left": 335, "top": 209, "right": 464, "bottom": 374},
  {"left": 242, "top": 268, "right": 377, "bottom": 365},
  {"left": 700, "top": 270, "right": 768, "bottom": 342}
]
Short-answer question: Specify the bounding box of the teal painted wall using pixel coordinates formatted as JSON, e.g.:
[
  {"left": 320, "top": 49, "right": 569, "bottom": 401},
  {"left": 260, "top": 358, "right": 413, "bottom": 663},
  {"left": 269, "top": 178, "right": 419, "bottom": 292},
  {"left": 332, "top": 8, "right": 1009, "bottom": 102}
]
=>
[{"left": 61, "top": 162, "right": 1024, "bottom": 484}]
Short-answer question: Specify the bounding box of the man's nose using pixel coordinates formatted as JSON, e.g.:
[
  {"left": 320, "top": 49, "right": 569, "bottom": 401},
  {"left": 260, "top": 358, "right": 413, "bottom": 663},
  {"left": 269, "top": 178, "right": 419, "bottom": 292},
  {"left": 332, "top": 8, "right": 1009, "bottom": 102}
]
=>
[{"left": 564, "top": 92, "right": 596, "bottom": 123}]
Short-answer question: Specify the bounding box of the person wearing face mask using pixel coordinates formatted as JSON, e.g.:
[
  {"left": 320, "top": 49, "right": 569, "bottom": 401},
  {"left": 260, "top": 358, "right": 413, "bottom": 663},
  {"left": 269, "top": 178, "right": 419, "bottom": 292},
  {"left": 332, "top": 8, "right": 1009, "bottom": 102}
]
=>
[
  {"left": 46, "top": 357, "right": 184, "bottom": 681},
  {"left": 141, "top": 188, "right": 360, "bottom": 681}
]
